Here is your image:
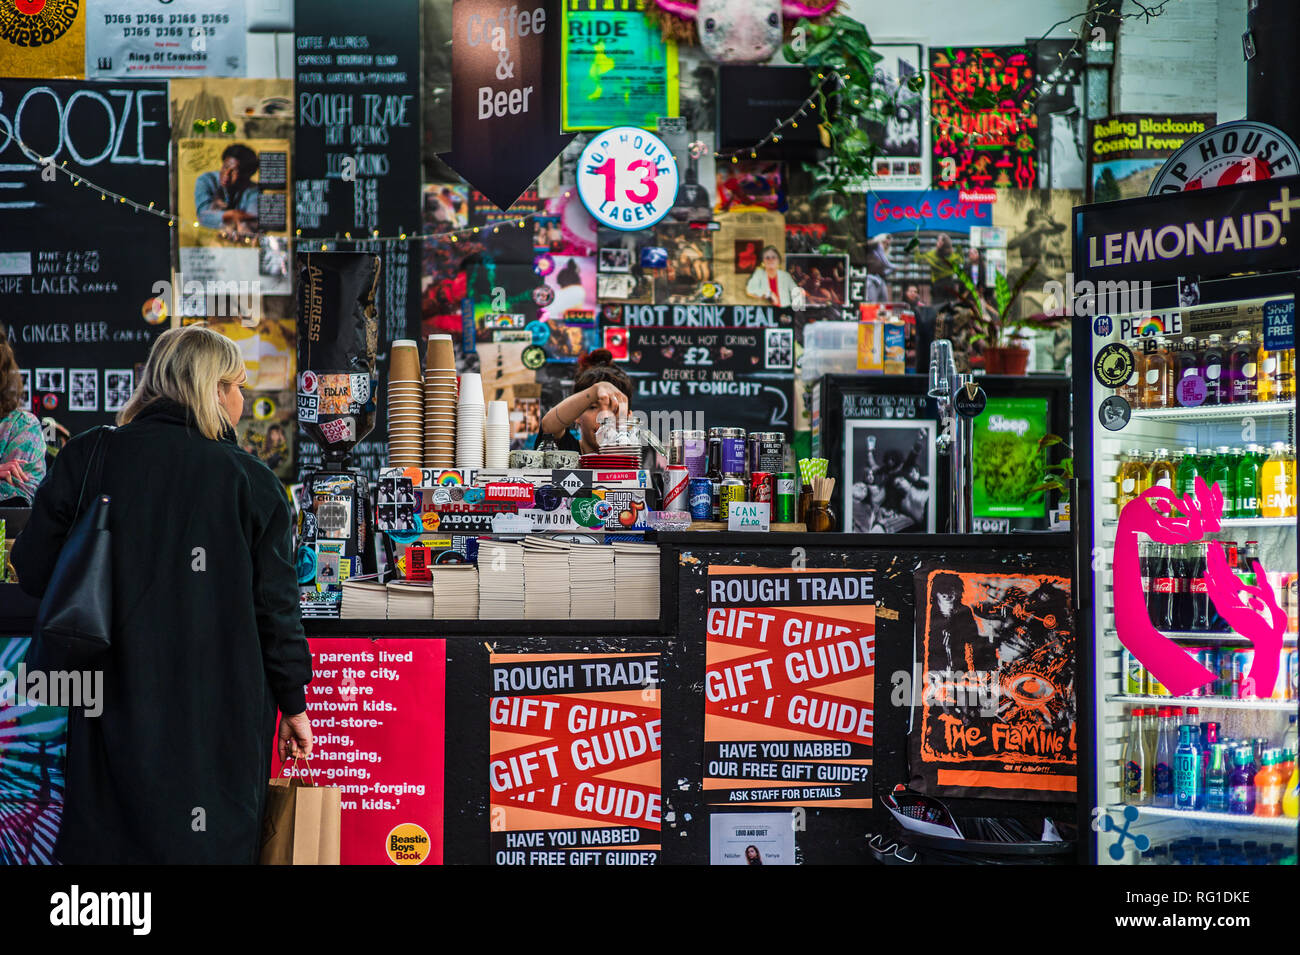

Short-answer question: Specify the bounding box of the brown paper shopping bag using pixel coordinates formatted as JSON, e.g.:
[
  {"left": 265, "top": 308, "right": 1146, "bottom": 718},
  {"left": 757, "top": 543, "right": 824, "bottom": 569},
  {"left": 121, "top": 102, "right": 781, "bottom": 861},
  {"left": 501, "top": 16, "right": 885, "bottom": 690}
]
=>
[{"left": 260, "top": 759, "right": 342, "bottom": 865}]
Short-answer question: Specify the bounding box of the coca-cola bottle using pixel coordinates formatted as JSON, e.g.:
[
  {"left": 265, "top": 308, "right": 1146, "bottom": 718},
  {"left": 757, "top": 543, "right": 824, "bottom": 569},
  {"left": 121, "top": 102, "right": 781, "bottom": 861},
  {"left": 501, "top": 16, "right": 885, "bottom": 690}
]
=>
[
  {"left": 1171, "top": 543, "right": 1194, "bottom": 632},
  {"left": 1188, "top": 542, "right": 1210, "bottom": 632},
  {"left": 1149, "top": 543, "right": 1178, "bottom": 631}
]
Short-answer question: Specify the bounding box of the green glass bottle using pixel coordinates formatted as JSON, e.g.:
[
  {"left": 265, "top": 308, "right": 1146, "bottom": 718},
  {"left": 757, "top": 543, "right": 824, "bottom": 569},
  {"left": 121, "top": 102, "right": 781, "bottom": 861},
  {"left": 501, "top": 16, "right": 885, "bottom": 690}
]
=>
[
  {"left": 1234, "top": 445, "right": 1261, "bottom": 518},
  {"left": 1174, "top": 445, "right": 1201, "bottom": 498},
  {"left": 1207, "top": 446, "right": 1234, "bottom": 506}
]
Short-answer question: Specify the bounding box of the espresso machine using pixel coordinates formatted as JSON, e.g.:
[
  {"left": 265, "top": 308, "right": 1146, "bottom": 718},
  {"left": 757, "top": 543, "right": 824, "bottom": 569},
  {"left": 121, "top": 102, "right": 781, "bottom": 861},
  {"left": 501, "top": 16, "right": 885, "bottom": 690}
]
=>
[{"left": 295, "top": 252, "right": 381, "bottom": 613}]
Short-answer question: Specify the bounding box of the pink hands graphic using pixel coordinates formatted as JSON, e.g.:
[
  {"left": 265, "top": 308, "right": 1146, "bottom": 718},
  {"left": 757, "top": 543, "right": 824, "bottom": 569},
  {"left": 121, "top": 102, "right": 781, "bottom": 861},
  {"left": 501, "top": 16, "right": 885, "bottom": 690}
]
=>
[
  {"left": 1204, "top": 545, "right": 1285, "bottom": 698},
  {"left": 1113, "top": 479, "right": 1222, "bottom": 696}
]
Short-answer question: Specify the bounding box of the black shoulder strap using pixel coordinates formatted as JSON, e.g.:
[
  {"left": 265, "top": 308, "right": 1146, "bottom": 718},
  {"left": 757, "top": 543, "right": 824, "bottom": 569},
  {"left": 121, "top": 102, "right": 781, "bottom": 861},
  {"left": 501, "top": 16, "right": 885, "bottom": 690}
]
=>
[{"left": 72, "top": 425, "right": 114, "bottom": 524}]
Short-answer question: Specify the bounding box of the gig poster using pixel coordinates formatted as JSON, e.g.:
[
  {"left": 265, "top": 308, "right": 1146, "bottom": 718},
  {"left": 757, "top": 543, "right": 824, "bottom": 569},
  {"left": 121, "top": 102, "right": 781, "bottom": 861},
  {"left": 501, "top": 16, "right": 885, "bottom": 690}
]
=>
[
  {"left": 929, "top": 46, "right": 1037, "bottom": 191},
  {"left": 489, "top": 651, "right": 662, "bottom": 865},
  {"left": 85, "top": 0, "right": 247, "bottom": 79},
  {"left": 561, "top": 0, "right": 678, "bottom": 132},
  {"left": 0, "top": 79, "right": 170, "bottom": 432},
  {"left": 704, "top": 567, "right": 874, "bottom": 808},
  {"left": 913, "top": 565, "right": 1076, "bottom": 801},
  {"left": 274, "top": 638, "right": 446, "bottom": 865},
  {"left": 0, "top": 0, "right": 85, "bottom": 79}
]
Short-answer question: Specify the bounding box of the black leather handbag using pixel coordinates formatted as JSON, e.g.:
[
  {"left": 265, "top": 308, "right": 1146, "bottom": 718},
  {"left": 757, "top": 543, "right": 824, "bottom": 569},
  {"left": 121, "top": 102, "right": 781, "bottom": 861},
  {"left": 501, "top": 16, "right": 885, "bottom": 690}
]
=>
[{"left": 30, "top": 426, "right": 114, "bottom": 670}]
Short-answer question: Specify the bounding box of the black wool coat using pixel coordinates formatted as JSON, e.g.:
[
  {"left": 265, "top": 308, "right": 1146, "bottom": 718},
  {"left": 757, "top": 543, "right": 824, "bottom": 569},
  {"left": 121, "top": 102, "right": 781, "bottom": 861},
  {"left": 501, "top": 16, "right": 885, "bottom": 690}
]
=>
[{"left": 12, "top": 398, "right": 312, "bottom": 864}]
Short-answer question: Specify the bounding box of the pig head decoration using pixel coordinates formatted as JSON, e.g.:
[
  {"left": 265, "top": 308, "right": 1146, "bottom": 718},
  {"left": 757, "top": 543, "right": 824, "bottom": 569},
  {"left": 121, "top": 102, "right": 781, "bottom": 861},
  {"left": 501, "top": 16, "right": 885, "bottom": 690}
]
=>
[{"left": 653, "top": 0, "right": 838, "bottom": 65}]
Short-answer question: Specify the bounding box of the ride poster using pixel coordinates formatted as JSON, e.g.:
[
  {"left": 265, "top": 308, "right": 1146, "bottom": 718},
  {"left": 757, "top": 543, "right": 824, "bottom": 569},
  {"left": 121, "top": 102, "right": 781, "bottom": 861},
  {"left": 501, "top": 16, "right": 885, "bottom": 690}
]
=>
[
  {"left": 489, "top": 651, "right": 662, "bottom": 865},
  {"left": 703, "top": 567, "right": 874, "bottom": 808},
  {"left": 912, "top": 564, "right": 1076, "bottom": 800},
  {"left": 274, "top": 638, "right": 446, "bottom": 865}
]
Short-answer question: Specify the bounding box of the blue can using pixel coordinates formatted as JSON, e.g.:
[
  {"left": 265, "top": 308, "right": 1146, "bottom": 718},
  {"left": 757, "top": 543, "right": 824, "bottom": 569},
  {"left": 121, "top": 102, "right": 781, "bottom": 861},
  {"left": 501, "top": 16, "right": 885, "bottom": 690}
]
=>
[{"left": 688, "top": 478, "right": 714, "bottom": 520}]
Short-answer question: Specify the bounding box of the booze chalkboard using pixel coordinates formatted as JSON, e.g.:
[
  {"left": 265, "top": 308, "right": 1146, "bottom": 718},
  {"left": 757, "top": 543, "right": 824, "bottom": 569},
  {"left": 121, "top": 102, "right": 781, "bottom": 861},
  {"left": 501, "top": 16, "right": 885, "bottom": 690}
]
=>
[
  {"left": 0, "top": 79, "right": 171, "bottom": 434},
  {"left": 624, "top": 326, "right": 795, "bottom": 437}
]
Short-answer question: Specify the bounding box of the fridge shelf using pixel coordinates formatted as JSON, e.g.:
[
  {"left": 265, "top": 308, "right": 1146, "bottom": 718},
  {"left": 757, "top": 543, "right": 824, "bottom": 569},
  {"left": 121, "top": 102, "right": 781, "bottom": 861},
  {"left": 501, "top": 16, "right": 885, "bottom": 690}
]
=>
[
  {"left": 1105, "top": 629, "right": 1298, "bottom": 644},
  {"left": 1102, "top": 516, "right": 1297, "bottom": 529},
  {"left": 1108, "top": 804, "right": 1298, "bottom": 831},
  {"left": 1130, "top": 401, "right": 1296, "bottom": 423},
  {"left": 1106, "top": 694, "right": 1298, "bottom": 711}
]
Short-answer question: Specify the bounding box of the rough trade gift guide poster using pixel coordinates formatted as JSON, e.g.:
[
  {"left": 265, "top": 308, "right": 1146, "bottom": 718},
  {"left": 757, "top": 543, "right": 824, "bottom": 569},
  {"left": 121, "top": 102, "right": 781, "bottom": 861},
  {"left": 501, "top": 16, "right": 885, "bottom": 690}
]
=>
[
  {"left": 489, "top": 652, "right": 662, "bottom": 865},
  {"left": 704, "top": 568, "right": 875, "bottom": 808}
]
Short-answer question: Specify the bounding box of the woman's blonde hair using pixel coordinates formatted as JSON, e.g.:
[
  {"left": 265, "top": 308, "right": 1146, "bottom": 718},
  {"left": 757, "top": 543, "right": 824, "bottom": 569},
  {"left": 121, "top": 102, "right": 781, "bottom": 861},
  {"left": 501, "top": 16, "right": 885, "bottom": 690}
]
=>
[{"left": 117, "top": 325, "right": 244, "bottom": 440}]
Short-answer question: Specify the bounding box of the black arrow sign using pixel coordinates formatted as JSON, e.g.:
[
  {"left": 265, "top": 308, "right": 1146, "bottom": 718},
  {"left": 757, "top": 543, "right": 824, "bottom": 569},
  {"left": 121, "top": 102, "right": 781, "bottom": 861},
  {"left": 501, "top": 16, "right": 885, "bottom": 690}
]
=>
[{"left": 439, "top": 0, "right": 575, "bottom": 211}]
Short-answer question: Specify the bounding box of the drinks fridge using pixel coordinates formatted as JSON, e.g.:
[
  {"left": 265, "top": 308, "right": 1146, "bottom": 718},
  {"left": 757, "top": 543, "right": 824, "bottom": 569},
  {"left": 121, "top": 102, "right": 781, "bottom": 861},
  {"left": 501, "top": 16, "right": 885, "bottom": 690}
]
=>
[{"left": 1074, "top": 181, "right": 1300, "bottom": 866}]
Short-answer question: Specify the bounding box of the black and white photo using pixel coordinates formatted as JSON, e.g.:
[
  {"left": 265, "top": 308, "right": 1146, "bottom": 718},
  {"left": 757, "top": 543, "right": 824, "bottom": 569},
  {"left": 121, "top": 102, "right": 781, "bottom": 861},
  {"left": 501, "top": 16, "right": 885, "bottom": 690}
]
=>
[
  {"left": 104, "top": 369, "right": 135, "bottom": 413},
  {"left": 69, "top": 368, "right": 99, "bottom": 413},
  {"left": 765, "top": 328, "right": 793, "bottom": 370},
  {"left": 844, "top": 419, "right": 937, "bottom": 534}
]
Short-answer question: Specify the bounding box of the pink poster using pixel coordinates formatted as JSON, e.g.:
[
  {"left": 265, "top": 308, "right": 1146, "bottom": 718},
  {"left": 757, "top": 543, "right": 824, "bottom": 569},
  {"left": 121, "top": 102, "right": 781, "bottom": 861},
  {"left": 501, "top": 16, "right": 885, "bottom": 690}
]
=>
[{"left": 272, "top": 638, "right": 445, "bottom": 865}]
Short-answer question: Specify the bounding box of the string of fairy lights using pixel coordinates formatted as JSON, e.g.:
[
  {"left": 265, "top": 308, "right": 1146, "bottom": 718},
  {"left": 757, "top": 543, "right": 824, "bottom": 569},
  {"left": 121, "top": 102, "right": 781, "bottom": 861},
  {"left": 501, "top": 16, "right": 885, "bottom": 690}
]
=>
[{"left": 0, "top": 1, "right": 1173, "bottom": 238}]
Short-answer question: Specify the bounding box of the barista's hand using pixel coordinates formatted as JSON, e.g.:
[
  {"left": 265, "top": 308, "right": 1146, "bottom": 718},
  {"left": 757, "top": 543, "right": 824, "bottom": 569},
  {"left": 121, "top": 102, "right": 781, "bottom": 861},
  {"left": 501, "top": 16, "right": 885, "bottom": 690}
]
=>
[{"left": 586, "top": 382, "right": 628, "bottom": 420}]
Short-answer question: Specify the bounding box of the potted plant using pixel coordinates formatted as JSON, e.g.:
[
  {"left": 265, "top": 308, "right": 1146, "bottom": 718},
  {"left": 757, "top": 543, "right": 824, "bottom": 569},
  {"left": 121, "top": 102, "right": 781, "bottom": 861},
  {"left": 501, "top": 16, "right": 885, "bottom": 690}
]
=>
[
  {"left": 1031, "top": 434, "right": 1072, "bottom": 527},
  {"left": 940, "top": 256, "right": 1066, "bottom": 375}
]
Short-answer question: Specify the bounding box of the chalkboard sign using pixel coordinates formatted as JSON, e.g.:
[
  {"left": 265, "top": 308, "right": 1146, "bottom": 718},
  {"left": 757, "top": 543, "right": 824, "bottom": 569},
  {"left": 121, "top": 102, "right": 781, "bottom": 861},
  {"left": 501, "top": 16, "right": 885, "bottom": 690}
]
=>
[
  {"left": 294, "top": 0, "right": 421, "bottom": 238},
  {"left": 0, "top": 79, "right": 171, "bottom": 434},
  {"left": 624, "top": 327, "right": 794, "bottom": 437}
]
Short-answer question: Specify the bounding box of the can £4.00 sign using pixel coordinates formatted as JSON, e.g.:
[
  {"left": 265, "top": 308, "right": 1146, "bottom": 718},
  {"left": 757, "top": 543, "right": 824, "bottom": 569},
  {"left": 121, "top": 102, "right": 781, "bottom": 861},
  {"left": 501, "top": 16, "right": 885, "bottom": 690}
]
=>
[{"left": 576, "top": 126, "right": 679, "bottom": 232}]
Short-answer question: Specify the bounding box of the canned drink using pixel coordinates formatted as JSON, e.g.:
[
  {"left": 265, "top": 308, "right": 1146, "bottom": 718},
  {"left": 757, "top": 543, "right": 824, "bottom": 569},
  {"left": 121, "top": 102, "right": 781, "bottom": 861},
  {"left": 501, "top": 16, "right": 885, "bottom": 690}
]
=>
[
  {"left": 1147, "top": 666, "right": 1171, "bottom": 697},
  {"left": 1226, "top": 648, "right": 1254, "bottom": 698},
  {"left": 688, "top": 478, "right": 713, "bottom": 521},
  {"left": 1188, "top": 647, "right": 1218, "bottom": 697},
  {"left": 1287, "top": 648, "right": 1297, "bottom": 700},
  {"left": 1286, "top": 573, "right": 1300, "bottom": 631},
  {"left": 710, "top": 427, "right": 746, "bottom": 476},
  {"left": 750, "top": 471, "right": 773, "bottom": 503},
  {"left": 1121, "top": 648, "right": 1147, "bottom": 696},
  {"left": 747, "top": 431, "right": 785, "bottom": 477},
  {"left": 720, "top": 477, "right": 746, "bottom": 517},
  {"left": 670, "top": 429, "right": 707, "bottom": 477},
  {"left": 774, "top": 472, "right": 796, "bottom": 523},
  {"left": 661, "top": 466, "right": 690, "bottom": 511}
]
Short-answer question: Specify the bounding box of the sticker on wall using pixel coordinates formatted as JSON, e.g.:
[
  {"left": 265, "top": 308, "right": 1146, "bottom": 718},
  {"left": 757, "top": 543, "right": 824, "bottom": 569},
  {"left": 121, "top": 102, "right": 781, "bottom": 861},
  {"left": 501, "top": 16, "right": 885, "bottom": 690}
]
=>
[
  {"left": 1093, "top": 342, "right": 1135, "bottom": 388},
  {"left": 1098, "top": 395, "right": 1131, "bottom": 431},
  {"left": 576, "top": 126, "right": 680, "bottom": 232},
  {"left": 521, "top": 345, "right": 547, "bottom": 370}
]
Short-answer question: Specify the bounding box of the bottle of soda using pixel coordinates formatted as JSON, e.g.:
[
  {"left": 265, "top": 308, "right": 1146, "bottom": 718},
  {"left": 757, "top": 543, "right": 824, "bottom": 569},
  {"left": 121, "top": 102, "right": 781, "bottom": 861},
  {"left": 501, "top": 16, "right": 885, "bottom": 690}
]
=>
[
  {"left": 1119, "top": 338, "right": 1145, "bottom": 407},
  {"left": 1234, "top": 444, "right": 1262, "bottom": 518},
  {"left": 1153, "top": 707, "right": 1176, "bottom": 807},
  {"left": 1258, "top": 335, "right": 1281, "bottom": 402},
  {"left": 1227, "top": 330, "right": 1259, "bottom": 403},
  {"left": 1140, "top": 337, "right": 1172, "bottom": 409},
  {"left": 1201, "top": 334, "right": 1227, "bottom": 405},
  {"left": 1229, "top": 746, "right": 1257, "bottom": 814},
  {"left": 1139, "top": 541, "right": 1155, "bottom": 621},
  {"left": 1122, "top": 707, "right": 1152, "bottom": 806},
  {"left": 1207, "top": 446, "right": 1235, "bottom": 504},
  {"left": 1175, "top": 724, "right": 1204, "bottom": 810},
  {"left": 1188, "top": 542, "right": 1210, "bottom": 632},
  {"left": 1201, "top": 721, "right": 1220, "bottom": 777},
  {"left": 1149, "top": 448, "right": 1176, "bottom": 494},
  {"left": 1255, "top": 749, "right": 1285, "bottom": 817},
  {"left": 1149, "top": 544, "right": 1177, "bottom": 630},
  {"left": 1240, "top": 540, "right": 1261, "bottom": 588},
  {"left": 1172, "top": 544, "right": 1195, "bottom": 632},
  {"left": 1205, "top": 742, "right": 1230, "bottom": 812},
  {"left": 1116, "top": 448, "right": 1150, "bottom": 511},
  {"left": 1174, "top": 446, "right": 1201, "bottom": 499}
]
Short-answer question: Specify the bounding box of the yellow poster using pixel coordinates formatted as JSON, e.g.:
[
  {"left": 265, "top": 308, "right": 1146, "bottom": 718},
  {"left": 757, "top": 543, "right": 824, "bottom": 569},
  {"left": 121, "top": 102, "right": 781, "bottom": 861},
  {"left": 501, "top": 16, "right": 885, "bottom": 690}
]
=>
[{"left": 0, "top": 0, "right": 85, "bottom": 79}]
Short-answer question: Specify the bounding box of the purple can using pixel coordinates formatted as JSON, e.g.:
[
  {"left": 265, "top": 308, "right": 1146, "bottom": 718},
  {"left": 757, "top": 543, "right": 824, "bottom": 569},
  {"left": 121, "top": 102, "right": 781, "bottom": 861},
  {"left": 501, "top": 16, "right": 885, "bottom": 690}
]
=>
[
  {"left": 670, "top": 429, "right": 707, "bottom": 477},
  {"left": 710, "top": 427, "right": 746, "bottom": 476},
  {"left": 688, "top": 478, "right": 714, "bottom": 520}
]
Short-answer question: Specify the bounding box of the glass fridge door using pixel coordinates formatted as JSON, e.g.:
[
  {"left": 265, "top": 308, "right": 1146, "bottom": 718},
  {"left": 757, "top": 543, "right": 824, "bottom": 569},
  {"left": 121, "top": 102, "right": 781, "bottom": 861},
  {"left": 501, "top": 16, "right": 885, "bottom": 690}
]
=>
[{"left": 1086, "top": 292, "right": 1299, "bottom": 866}]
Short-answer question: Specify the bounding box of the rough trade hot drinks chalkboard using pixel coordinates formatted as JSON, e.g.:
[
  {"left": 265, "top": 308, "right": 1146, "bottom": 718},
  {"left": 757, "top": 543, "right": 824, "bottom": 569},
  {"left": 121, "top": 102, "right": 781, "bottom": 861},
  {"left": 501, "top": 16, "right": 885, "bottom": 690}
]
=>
[
  {"left": 0, "top": 79, "right": 171, "bottom": 433},
  {"left": 294, "top": 0, "right": 421, "bottom": 238},
  {"left": 624, "top": 326, "right": 795, "bottom": 437}
]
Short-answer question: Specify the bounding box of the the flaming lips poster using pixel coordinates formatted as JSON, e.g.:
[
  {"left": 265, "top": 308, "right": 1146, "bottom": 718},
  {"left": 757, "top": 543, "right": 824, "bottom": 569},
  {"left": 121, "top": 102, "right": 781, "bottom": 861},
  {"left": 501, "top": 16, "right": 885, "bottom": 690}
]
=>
[
  {"left": 703, "top": 567, "right": 875, "bottom": 808},
  {"left": 913, "top": 565, "right": 1076, "bottom": 801},
  {"left": 489, "top": 652, "right": 662, "bottom": 865}
]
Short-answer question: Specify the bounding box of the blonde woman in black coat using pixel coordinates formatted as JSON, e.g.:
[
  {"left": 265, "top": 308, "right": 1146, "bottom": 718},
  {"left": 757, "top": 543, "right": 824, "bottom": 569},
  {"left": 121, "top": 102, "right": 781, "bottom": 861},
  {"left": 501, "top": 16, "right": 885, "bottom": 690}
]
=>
[{"left": 13, "top": 325, "right": 313, "bottom": 864}]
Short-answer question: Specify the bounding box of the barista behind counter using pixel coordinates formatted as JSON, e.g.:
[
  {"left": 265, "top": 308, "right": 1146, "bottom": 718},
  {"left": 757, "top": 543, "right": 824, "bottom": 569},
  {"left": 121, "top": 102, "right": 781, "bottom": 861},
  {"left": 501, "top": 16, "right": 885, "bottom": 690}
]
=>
[{"left": 535, "top": 349, "right": 634, "bottom": 454}]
